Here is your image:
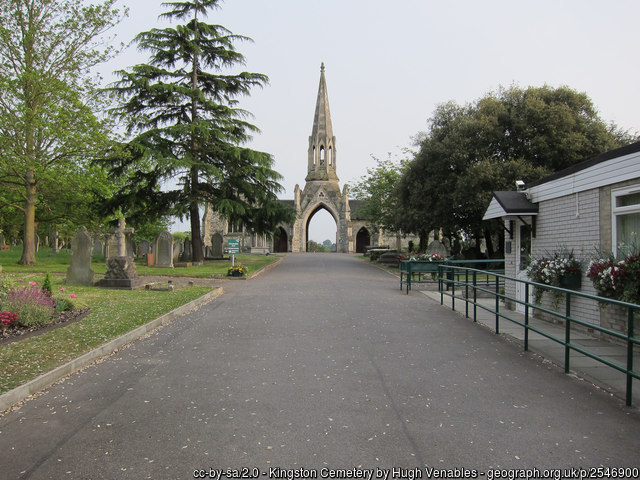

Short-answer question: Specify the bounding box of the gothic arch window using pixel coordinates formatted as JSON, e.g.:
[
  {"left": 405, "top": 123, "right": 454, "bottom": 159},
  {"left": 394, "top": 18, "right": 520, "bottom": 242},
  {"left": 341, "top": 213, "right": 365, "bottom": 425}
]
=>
[
  {"left": 328, "top": 146, "right": 333, "bottom": 166},
  {"left": 320, "top": 146, "right": 325, "bottom": 166},
  {"left": 313, "top": 146, "right": 316, "bottom": 166}
]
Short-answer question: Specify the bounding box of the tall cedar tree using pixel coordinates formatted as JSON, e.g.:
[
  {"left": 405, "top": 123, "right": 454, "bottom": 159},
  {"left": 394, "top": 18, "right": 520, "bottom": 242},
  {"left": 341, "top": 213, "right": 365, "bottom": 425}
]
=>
[
  {"left": 0, "top": 0, "right": 123, "bottom": 264},
  {"left": 106, "top": 0, "right": 292, "bottom": 262}
]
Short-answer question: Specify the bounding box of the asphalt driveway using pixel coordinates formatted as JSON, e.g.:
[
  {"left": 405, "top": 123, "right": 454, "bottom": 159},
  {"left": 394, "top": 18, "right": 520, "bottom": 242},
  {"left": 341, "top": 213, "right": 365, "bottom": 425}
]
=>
[{"left": 0, "top": 253, "right": 638, "bottom": 479}]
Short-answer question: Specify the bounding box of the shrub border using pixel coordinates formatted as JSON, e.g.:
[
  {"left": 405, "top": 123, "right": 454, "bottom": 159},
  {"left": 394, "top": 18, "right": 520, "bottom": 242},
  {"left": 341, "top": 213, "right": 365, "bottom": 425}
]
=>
[{"left": 0, "top": 287, "right": 223, "bottom": 413}]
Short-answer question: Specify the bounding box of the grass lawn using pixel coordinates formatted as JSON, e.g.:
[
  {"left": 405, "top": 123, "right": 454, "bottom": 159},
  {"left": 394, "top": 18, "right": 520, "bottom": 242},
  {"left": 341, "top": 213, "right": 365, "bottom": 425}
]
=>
[
  {"left": 0, "top": 247, "right": 282, "bottom": 395},
  {"left": 0, "top": 246, "right": 281, "bottom": 277},
  {"left": 0, "top": 272, "right": 213, "bottom": 394}
]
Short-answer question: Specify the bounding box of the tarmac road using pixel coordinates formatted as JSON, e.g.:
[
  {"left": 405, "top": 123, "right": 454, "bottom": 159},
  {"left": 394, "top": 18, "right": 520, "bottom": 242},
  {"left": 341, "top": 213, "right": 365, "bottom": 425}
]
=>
[{"left": 1, "top": 253, "right": 639, "bottom": 479}]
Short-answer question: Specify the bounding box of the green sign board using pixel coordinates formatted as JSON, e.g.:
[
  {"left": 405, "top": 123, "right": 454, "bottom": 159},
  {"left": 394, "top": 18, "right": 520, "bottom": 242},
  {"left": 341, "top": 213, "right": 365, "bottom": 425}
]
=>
[{"left": 227, "top": 239, "right": 240, "bottom": 254}]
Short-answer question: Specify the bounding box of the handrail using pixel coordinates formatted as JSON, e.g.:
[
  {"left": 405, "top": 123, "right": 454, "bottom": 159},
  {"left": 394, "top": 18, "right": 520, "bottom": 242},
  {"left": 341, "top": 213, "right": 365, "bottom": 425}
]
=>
[
  {"left": 437, "top": 264, "right": 640, "bottom": 406},
  {"left": 400, "top": 259, "right": 504, "bottom": 294}
]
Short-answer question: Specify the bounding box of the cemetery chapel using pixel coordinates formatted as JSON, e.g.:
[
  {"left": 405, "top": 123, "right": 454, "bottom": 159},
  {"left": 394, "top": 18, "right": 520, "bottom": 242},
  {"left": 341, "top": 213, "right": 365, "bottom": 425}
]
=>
[{"left": 202, "top": 64, "right": 415, "bottom": 255}]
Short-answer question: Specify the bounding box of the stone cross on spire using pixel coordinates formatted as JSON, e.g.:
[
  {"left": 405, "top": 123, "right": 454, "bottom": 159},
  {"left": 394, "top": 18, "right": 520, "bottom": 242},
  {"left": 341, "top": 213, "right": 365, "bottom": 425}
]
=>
[{"left": 306, "top": 62, "right": 338, "bottom": 182}]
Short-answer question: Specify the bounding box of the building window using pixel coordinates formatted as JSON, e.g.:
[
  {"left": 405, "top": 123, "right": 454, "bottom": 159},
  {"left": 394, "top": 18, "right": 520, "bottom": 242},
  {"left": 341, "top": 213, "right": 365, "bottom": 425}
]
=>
[
  {"left": 228, "top": 217, "right": 243, "bottom": 234},
  {"left": 612, "top": 186, "right": 640, "bottom": 256}
]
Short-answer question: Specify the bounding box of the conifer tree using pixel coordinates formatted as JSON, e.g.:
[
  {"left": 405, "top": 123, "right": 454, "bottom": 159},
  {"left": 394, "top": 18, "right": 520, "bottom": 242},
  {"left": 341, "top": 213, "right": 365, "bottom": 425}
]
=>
[{"left": 107, "top": 0, "right": 292, "bottom": 262}]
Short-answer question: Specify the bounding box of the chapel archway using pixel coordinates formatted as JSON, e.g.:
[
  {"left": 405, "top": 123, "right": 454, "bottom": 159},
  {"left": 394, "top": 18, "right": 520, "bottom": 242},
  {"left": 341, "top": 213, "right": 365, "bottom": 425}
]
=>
[
  {"left": 273, "top": 226, "right": 288, "bottom": 253},
  {"left": 355, "top": 227, "right": 371, "bottom": 253},
  {"left": 305, "top": 204, "right": 337, "bottom": 252}
]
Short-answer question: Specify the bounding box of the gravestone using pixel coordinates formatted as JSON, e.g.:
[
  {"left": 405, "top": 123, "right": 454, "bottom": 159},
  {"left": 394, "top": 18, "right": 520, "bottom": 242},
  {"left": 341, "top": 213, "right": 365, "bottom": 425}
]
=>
[
  {"left": 154, "top": 230, "right": 174, "bottom": 268},
  {"left": 378, "top": 251, "right": 401, "bottom": 266},
  {"left": 425, "top": 239, "right": 450, "bottom": 258},
  {"left": 173, "top": 241, "right": 183, "bottom": 263},
  {"left": 106, "top": 234, "right": 119, "bottom": 259},
  {"left": 182, "top": 239, "right": 192, "bottom": 261},
  {"left": 138, "top": 240, "right": 151, "bottom": 257},
  {"left": 96, "top": 218, "right": 141, "bottom": 289},
  {"left": 93, "top": 239, "right": 104, "bottom": 256},
  {"left": 65, "top": 227, "right": 94, "bottom": 286},
  {"left": 126, "top": 233, "right": 136, "bottom": 258},
  {"left": 211, "top": 233, "right": 223, "bottom": 258}
]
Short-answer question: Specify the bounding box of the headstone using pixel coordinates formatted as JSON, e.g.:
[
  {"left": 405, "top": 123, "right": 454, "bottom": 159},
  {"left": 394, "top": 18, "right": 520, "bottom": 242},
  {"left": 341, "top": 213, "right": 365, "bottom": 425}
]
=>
[
  {"left": 93, "top": 239, "right": 104, "bottom": 256},
  {"left": 211, "top": 233, "right": 223, "bottom": 258},
  {"left": 96, "top": 217, "right": 141, "bottom": 289},
  {"left": 182, "top": 239, "right": 192, "bottom": 261},
  {"left": 126, "top": 233, "right": 136, "bottom": 258},
  {"left": 379, "top": 251, "right": 401, "bottom": 266},
  {"left": 106, "top": 234, "right": 119, "bottom": 259},
  {"left": 173, "top": 241, "right": 183, "bottom": 263},
  {"left": 65, "top": 227, "right": 94, "bottom": 286},
  {"left": 426, "top": 240, "right": 450, "bottom": 258},
  {"left": 138, "top": 240, "right": 151, "bottom": 256},
  {"left": 154, "top": 230, "right": 174, "bottom": 268}
]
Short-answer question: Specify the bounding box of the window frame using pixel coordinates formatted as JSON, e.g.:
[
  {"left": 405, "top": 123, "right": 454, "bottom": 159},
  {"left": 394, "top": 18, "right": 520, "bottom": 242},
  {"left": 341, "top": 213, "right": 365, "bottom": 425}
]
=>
[{"left": 611, "top": 184, "right": 640, "bottom": 256}]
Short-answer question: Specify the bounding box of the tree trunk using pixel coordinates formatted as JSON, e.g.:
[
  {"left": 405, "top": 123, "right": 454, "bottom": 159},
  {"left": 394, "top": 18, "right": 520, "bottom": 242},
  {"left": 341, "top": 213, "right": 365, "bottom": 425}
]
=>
[
  {"left": 190, "top": 208, "right": 204, "bottom": 263},
  {"left": 483, "top": 226, "right": 494, "bottom": 258},
  {"left": 19, "top": 169, "right": 37, "bottom": 265}
]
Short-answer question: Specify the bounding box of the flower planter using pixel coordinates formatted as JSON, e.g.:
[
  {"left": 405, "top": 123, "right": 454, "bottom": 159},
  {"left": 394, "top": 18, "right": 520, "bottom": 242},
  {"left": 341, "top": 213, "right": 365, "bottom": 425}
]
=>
[
  {"left": 560, "top": 272, "right": 581, "bottom": 290},
  {"left": 230, "top": 271, "right": 243, "bottom": 277}
]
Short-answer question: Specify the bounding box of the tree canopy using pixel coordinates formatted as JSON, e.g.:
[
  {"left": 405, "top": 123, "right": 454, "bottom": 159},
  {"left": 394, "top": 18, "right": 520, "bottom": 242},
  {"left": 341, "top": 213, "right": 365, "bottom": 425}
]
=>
[
  {"left": 0, "top": 0, "right": 124, "bottom": 263},
  {"left": 349, "top": 154, "right": 408, "bottom": 234},
  {"left": 103, "top": 0, "right": 293, "bottom": 262},
  {"left": 396, "top": 85, "right": 637, "bottom": 256}
]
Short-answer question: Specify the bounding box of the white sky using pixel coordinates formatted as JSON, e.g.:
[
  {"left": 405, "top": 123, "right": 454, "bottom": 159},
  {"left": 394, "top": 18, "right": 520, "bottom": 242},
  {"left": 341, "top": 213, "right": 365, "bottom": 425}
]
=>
[{"left": 102, "top": 0, "right": 640, "bottom": 243}]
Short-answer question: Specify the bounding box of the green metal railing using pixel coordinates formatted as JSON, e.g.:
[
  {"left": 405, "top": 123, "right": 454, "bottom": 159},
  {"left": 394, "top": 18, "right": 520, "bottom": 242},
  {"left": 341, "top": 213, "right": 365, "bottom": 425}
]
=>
[
  {"left": 437, "top": 265, "right": 640, "bottom": 406},
  {"left": 401, "top": 258, "right": 504, "bottom": 293}
]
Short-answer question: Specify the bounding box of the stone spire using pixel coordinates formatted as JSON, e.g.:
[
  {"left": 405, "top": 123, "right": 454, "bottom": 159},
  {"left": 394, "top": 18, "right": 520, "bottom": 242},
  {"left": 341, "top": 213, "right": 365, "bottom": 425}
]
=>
[{"left": 306, "top": 62, "right": 338, "bottom": 182}]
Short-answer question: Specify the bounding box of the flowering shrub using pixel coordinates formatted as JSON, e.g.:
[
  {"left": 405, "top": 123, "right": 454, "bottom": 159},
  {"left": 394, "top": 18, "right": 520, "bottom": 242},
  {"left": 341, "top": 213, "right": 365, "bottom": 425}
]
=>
[
  {"left": 587, "top": 253, "right": 640, "bottom": 306},
  {"left": 1, "top": 311, "right": 18, "bottom": 334},
  {"left": 398, "top": 252, "right": 446, "bottom": 262},
  {"left": 227, "top": 264, "right": 248, "bottom": 276},
  {"left": 1, "top": 284, "right": 55, "bottom": 327},
  {"left": 526, "top": 250, "right": 583, "bottom": 305}
]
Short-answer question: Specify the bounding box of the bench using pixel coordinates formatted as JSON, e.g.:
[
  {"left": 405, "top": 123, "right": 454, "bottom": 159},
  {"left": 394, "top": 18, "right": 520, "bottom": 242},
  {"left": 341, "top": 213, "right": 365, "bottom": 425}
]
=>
[{"left": 400, "top": 260, "right": 444, "bottom": 294}]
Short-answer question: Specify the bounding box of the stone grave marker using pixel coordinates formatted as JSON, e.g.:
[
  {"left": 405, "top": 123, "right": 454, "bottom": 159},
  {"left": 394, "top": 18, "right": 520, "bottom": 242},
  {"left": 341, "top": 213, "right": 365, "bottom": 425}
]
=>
[
  {"left": 182, "top": 239, "right": 192, "bottom": 261},
  {"left": 65, "top": 227, "right": 94, "bottom": 286},
  {"left": 96, "top": 218, "right": 141, "bottom": 289},
  {"left": 126, "top": 233, "right": 136, "bottom": 258},
  {"left": 154, "top": 230, "right": 174, "bottom": 268},
  {"left": 173, "top": 241, "right": 183, "bottom": 263},
  {"left": 211, "top": 233, "right": 223, "bottom": 258},
  {"left": 138, "top": 240, "right": 151, "bottom": 256},
  {"left": 93, "top": 239, "right": 104, "bottom": 256},
  {"left": 425, "top": 239, "right": 450, "bottom": 258},
  {"left": 105, "top": 234, "right": 119, "bottom": 259}
]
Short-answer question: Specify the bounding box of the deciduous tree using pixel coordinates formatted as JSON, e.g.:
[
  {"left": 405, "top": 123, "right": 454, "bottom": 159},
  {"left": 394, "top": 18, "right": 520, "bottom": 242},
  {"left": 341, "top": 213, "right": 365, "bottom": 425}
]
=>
[
  {"left": 0, "top": 0, "right": 123, "bottom": 264},
  {"left": 397, "top": 85, "right": 636, "bottom": 256}
]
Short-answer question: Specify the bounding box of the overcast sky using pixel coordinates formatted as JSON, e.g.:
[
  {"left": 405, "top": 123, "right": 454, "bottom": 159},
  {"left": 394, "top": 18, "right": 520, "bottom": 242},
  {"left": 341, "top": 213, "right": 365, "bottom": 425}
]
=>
[{"left": 102, "top": 0, "right": 640, "bottom": 243}]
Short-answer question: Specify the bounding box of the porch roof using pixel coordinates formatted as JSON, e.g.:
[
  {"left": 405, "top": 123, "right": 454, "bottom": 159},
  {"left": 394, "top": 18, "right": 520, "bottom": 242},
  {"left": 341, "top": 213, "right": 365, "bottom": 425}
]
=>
[{"left": 483, "top": 191, "right": 538, "bottom": 220}]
